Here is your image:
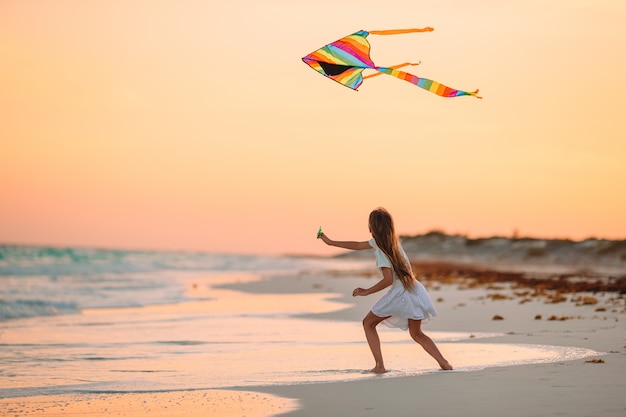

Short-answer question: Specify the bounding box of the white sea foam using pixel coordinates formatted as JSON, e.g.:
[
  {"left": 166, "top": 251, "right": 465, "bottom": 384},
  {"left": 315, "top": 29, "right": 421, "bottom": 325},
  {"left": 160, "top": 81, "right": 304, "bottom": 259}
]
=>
[{"left": 0, "top": 245, "right": 360, "bottom": 320}]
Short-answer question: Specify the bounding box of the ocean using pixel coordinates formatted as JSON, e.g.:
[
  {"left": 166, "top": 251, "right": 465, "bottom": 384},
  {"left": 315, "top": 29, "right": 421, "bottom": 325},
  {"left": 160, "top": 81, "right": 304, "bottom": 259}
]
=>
[{"left": 0, "top": 245, "right": 599, "bottom": 400}]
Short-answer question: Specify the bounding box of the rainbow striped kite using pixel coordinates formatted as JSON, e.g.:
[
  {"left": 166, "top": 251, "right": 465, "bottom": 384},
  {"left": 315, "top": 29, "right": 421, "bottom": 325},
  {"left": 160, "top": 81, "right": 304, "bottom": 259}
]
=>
[{"left": 302, "top": 28, "right": 481, "bottom": 98}]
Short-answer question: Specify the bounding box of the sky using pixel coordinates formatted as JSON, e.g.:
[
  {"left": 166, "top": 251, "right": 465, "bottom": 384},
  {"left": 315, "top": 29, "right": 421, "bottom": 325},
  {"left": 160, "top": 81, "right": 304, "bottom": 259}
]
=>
[{"left": 1, "top": 0, "right": 625, "bottom": 256}]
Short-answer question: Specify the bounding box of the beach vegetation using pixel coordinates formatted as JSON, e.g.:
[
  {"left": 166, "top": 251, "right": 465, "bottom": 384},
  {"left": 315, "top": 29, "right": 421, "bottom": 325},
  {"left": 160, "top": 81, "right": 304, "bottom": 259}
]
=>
[{"left": 526, "top": 247, "right": 546, "bottom": 258}]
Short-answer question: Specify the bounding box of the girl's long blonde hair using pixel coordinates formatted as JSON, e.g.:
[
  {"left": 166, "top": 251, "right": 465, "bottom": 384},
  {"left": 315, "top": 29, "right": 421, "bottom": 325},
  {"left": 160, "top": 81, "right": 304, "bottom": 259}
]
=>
[{"left": 369, "top": 208, "right": 415, "bottom": 291}]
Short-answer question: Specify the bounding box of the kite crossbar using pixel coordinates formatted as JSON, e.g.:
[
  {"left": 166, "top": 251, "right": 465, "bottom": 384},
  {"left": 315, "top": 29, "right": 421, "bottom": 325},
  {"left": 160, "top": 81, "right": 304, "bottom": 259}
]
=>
[{"left": 368, "top": 27, "right": 434, "bottom": 35}]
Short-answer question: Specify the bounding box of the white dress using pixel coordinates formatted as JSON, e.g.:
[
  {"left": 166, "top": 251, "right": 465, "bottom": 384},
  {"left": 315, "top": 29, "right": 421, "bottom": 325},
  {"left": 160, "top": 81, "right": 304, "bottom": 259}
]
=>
[{"left": 369, "top": 238, "right": 437, "bottom": 330}]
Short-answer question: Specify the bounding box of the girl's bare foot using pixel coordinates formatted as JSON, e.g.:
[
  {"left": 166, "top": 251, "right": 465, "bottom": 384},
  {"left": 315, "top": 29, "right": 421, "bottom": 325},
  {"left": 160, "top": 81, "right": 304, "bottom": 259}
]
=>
[
  {"left": 370, "top": 365, "right": 387, "bottom": 374},
  {"left": 439, "top": 360, "right": 453, "bottom": 371}
]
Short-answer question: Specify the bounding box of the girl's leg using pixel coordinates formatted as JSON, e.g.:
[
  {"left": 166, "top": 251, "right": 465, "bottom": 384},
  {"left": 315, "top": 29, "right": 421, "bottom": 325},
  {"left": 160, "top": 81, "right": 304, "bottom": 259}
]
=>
[
  {"left": 362, "top": 311, "right": 390, "bottom": 373},
  {"left": 408, "top": 319, "right": 453, "bottom": 370}
]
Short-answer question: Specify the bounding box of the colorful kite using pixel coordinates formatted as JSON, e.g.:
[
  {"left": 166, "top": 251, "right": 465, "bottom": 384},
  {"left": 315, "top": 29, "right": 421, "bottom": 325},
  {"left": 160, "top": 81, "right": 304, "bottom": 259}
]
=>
[{"left": 302, "top": 28, "right": 481, "bottom": 98}]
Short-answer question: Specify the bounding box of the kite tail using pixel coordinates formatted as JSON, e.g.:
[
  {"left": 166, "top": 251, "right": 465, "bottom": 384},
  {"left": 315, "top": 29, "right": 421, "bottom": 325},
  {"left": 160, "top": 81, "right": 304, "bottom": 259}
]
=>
[
  {"left": 368, "top": 28, "right": 434, "bottom": 35},
  {"left": 375, "top": 66, "right": 481, "bottom": 98},
  {"left": 363, "top": 62, "right": 421, "bottom": 80}
]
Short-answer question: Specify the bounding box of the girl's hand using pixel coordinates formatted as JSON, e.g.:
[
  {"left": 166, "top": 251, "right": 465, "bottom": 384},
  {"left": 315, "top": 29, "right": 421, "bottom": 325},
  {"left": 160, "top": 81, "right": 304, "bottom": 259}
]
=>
[
  {"left": 319, "top": 233, "right": 331, "bottom": 245},
  {"left": 352, "top": 287, "right": 367, "bottom": 297}
]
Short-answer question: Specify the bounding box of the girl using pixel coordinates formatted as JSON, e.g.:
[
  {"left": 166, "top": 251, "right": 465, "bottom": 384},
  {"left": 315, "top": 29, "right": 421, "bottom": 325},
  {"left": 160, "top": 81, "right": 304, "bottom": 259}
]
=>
[{"left": 319, "top": 208, "right": 453, "bottom": 373}]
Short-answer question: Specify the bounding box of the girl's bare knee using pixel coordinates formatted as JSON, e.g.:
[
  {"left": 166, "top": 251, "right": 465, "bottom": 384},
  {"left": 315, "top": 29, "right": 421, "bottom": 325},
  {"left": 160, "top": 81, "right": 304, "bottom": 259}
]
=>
[{"left": 410, "top": 329, "right": 426, "bottom": 344}]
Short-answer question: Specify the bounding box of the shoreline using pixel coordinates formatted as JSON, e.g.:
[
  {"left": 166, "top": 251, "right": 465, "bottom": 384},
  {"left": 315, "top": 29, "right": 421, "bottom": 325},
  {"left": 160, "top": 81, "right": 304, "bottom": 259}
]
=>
[{"left": 2, "top": 259, "right": 625, "bottom": 417}]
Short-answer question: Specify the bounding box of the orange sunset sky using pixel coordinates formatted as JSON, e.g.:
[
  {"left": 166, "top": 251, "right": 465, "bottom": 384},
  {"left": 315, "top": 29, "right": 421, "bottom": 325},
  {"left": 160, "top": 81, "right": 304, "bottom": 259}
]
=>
[{"left": 1, "top": 0, "right": 625, "bottom": 256}]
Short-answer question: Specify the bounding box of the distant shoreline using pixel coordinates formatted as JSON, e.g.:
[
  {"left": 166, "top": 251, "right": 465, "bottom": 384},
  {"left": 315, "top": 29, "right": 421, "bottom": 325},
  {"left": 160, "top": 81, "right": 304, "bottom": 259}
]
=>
[{"left": 333, "top": 231, "right": 626, "bottom": 278}]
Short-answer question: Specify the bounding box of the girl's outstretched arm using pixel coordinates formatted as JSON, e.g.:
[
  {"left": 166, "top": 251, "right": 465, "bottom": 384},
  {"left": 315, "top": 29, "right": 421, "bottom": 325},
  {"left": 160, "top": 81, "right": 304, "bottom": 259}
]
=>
[{"left": 319, "top": 233, "right": 371, "bottom": 251}]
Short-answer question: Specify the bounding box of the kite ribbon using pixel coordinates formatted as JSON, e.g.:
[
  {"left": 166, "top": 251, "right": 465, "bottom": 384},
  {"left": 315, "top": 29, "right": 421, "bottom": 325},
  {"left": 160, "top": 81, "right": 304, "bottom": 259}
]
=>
[
  {"left": 368, "top": 28, "right": 434, "bottom": 35},
  {"left": 365, "top": 28, "right": 480, "bottom": 98},
  {"left": 363, "top": 62, "right": 421, "bottom": 80},
  {"left": 375, "top": 66, "right": 482, "bottom": 98}
]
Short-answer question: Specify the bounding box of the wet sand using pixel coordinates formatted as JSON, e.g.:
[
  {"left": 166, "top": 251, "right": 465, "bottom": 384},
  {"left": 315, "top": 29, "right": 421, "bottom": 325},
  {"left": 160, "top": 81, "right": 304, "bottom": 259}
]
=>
[{"left": 0, "top": 390, "right": 297, "bottom": 417}]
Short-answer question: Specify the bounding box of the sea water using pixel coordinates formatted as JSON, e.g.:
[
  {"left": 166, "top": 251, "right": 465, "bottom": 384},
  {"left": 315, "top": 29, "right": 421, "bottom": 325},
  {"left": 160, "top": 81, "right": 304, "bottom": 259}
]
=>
[{"left": 0, "top": 245, "right": 598, "bottom": 399}]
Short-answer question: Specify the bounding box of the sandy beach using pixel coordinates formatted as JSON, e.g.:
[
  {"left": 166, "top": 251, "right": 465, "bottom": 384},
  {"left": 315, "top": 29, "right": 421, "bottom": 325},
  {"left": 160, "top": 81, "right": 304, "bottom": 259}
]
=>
[
  {"left": 1, "top": 252, "right": 624, "bottom": 417},
  {"left": 242, "top": 260, "right": 626, "bottom": 417}
]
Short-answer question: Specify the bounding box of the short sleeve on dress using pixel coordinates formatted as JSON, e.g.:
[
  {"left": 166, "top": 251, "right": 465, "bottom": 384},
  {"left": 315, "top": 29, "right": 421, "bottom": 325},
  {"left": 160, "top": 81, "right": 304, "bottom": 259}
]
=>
[{"left": 368, "top": 238, "right": 392, "bottom": 269}]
